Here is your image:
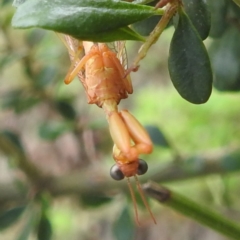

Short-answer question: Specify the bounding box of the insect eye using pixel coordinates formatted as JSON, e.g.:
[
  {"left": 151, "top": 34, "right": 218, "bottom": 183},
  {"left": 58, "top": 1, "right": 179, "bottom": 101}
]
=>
[
  {"left": 137, "top": 159, "right": 148, "bottom": 175},
  {"left": 110, "top": 164, "right": 124, "bottom": 181}
]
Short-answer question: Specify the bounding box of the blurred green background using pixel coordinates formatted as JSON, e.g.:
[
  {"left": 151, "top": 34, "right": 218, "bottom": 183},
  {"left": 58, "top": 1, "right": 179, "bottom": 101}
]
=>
[{"left": 1, "top": 0, "right": 240, "bottom": 240}]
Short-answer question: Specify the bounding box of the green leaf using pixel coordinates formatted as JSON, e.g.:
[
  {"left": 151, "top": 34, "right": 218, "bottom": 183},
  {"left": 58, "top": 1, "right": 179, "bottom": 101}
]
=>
[
  {"left": 55, "top": 100, "right": 76, "bottom": 120},
  {"left": 1, "top": 89, "right": 22, "bottom": 109},
  {"left": 168, "top": 8, "right": 212, "bottom": 104},
  {"left": 1, "top": 90, "right": 40, "bottom": 113},
  {"left": 0, "top": 206, "right": 26, "bottom": 230},
  {"left": 35, "top": 66, "right": 57, "bottom": 88},
  {"left": 12, "top": 0, "right": 159, "bottom": 42},
  {"left": 131, "top": 15, "right": 161, "bottom": 36},
  {"left": 209, "top": 26, "right": 240, "bottom": 91},
  {"left": 145, "top": 125, "right": 170, "bottom": 148},
  {"left": 72, "top": 26, "right": 146, "bottom": 42},
  {"left": 113, "top": 206, "right": 135, "bottom": 240},
  {"left": 17, "top": 97, "right": 40, "bottom": 113},
  {"left": 1, "top": 130, "right": 24, "bottom": 152},
  {"left": 80, "top": 192, "right": 112, "bottom": 208},
  {"left": 182, "top": 0, "right": 211, "bottom": 40},
  {"left": 26, "top": 29, "right": 46, "bottom": 47},
  {"left": 206, "top": 0, "right": 229, "bottom": 38},
  {"left": 0, "top": 52, "right": 24, "bottom": 71},
  {"left": 39, "top": 121, "right": 71, "bottom": 141},
  {"left": 37, "top": 215, "right": 52, "bottom": 240},
  {"left": 131, "top": 0, "right": 162, "bottom": 36}
]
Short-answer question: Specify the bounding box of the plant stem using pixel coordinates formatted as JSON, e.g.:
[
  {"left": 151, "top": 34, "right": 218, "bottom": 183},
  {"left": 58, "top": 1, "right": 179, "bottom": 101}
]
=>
[
  {"left": 143, "top": 182, "right": 240, "bottom": 240},
  {"left": 132, "top": 0, "right": 179, "bottom": 68}
]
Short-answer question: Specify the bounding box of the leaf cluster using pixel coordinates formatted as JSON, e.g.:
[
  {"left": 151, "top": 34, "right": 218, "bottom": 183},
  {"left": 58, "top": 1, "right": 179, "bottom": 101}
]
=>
[{"left": 11, "top": 0, "right": 240, "bottom": 104}]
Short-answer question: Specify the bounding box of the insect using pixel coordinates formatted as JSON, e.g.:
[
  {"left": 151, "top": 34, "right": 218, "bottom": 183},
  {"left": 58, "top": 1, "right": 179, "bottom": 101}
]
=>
[{"left": 61, "top": 35, "right": 156, "bottom": 224}]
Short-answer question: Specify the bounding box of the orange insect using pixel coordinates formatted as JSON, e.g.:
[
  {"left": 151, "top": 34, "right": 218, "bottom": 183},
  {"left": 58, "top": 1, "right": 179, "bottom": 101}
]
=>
[{"left": 62, "top": 35, "right": 156, "bottom": 224}]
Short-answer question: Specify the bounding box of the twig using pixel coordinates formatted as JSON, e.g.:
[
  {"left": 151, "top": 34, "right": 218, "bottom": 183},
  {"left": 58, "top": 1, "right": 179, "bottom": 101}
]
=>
[
  {"left": 1, "top": 146, "right": 240, "bottom": 203},
  {"left": 143, "top": 182, "right": 240, "bottom": 240}
]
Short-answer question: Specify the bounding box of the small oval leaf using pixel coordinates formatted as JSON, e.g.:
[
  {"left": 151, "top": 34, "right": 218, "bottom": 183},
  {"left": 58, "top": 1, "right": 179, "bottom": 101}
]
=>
[
  {"left": 35, "top": 66, "right": 57, "bottom": 88},
  {"left": 209, "top": 26, "right": 240, "bottom": 91},
  {"left": 80, "top": 192, "right": 112, "bottom": 208},
  {"left": 131, "top": 15, "right": 161, "bottom": 36},
  {"left": 37, "top": 216, "right": 52, "bottom": 240},
  {"left": 26, "top": 29, "right": 46, "bottom": 47},
  {"left": 0, "top": 52, "right": 24, "bottom": 71},
  {"left": 131, "top": 0, "right": 161, "bottom": 36},
  {"left": 75, "top": 26, "right": 146, "bottom": 42},
  {"left": 1, "top": 130, "right": 24, "bottom": 152},
  {"left": 145, "top": 125, "right": 170, "bottom": 148},
  {"left": 1, "top": 90, "right": 40, "bottom": 113},
  {"left": 55, "top": 100, "right": 76, "bottom": 120},
  {"left": 182, "top": 0, "right": 211, "bottom": 40},
  {"left": 12, "top": 0, "right": 158, "bottom": 41},
  {"left": 113, "top": 206, "right": 135, "bottom": 240},
  {"left": 168, "top": 8, "right": 213, "bottom": 104},
  {"left": 207, "top": 0, "right": 229, "bottom": 38},
  {"left": 0, "top": 206, "right": 26, "bottom": 230},
  {"left": 39, "top": 121, "right": 71, "bottom": 141}
]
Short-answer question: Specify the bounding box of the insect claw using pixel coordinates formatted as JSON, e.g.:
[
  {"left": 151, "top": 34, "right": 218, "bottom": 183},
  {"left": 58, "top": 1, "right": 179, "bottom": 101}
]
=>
[{"left": 124, "top": 65, "right": 140, "bottom": 78}]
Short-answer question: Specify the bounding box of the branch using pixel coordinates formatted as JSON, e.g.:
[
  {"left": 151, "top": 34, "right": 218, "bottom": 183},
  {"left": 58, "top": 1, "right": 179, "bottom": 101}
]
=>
[
  {"left": 142, "top": 181, "right": 240, "bottom": 239},
  {"left": 0, "top": 146, "right": 240, "bottom": 203},
  {"left": 144, "top": 146, "right": 240, "bottom": 183}
]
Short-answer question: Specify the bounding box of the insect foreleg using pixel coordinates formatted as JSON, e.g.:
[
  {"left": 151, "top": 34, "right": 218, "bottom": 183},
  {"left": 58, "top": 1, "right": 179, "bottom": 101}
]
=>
[
  {"left": 120, "top": 110, "right": 153, "bottom": 155},
  {"left": 108, "top": 111, "right": 138, "bottom": 162},
  {"left": 64, "top": 48, "right": 95, "bottom": 84}
]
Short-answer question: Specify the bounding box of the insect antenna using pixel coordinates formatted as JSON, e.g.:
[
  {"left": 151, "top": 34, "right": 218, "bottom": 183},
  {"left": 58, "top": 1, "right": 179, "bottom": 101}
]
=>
[
  {"left": 126, "top": 177, "right": 141, "bottom": 226},
  {"left": 134, "top": 175, "right": 157, "bottom": 224}
]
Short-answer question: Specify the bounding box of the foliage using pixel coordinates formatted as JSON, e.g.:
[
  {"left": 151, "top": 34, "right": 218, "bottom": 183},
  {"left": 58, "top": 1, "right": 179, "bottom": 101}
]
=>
[
  {"left": 168, "top": 8, "right": 212, "bottom": 104},
  {"left": 0, "top": 0, "right": 240, "bottom": 239},
  {"left": 12, "top": 0, "right": 162, "bottom": 41}
]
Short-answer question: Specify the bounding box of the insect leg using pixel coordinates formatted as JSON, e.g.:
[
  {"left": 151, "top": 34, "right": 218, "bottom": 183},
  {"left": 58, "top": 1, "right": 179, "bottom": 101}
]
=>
[
  {"left": 64, "top": 51, "right": 95, "bottom": 85},
  {"left": 108, "top": 111, "right": 138, "bottom": 162},
  {"left": 120, "top": 110, "right": 153, "bottom": 155}
]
